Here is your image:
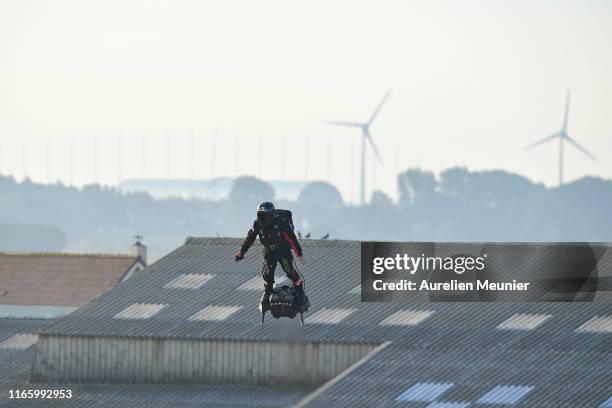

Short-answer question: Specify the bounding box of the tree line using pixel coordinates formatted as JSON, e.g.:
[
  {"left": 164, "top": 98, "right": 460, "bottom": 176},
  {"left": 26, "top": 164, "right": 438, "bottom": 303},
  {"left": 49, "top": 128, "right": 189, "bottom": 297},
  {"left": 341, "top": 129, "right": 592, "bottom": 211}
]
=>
[{"left": 0, "top": 167, "right": 610, "bottom": 259}]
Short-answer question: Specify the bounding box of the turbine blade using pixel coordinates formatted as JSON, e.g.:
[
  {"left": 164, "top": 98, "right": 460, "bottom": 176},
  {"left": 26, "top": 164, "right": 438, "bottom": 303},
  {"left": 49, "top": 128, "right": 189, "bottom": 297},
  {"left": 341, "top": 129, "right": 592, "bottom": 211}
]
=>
[
  {"left": 565, "top": 134, "right": 597, "bottom": 161},
  {"left": 325, "top": 121, "right": 363, "bottom": 128},
  {"left": 563, "top": 89, "right": 571, "bottom": 131},
  {"left": 364, "top": 132, "right": 385, "bottom": 167},
  {"left": 524, "top": 132, "right": 559, "bottom": 151},
  {"left": 368, "top": 89, "right": 392, "bottom": 125}
]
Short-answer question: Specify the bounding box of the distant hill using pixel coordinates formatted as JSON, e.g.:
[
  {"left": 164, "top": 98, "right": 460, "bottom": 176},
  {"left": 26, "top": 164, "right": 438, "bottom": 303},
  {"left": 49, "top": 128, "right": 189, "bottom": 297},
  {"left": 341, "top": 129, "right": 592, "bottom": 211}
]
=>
[
  {"left": 118, "top": 178, "right": 310, "bottom": 201},
  {"left": 0, "top": 223, "right": 66, "bottom": 252},
  {"left": 1, "top": 169, "right": 611, "bottom": 258}
]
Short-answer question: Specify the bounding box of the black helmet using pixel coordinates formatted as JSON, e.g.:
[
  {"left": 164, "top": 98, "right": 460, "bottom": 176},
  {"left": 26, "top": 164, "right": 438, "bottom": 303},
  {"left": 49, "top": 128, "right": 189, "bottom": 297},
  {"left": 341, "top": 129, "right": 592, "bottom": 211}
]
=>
[{"left": 257, "top": 201, "right": 275, "bottom": 224}]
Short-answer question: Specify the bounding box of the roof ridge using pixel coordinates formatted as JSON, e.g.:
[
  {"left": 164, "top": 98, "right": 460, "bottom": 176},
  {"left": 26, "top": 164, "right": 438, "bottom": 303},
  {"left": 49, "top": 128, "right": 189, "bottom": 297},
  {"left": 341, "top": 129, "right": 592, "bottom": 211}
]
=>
[
  {"left": 0, "top": 251, "right": 138, "bottom": 259},
  {"left": 184, "top": 236, "right": 359, "bottom": 246}
]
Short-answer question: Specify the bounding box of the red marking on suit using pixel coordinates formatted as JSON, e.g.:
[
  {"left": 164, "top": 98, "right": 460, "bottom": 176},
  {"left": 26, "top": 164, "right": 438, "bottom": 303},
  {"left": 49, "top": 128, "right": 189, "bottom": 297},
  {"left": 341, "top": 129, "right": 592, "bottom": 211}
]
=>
[{"left": 281, "top": 231, "right": 299, "bottom": 257}]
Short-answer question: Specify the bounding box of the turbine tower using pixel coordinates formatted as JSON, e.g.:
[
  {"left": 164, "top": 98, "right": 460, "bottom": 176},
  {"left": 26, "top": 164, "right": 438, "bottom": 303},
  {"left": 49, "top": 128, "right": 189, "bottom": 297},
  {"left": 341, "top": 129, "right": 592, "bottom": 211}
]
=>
[
  {"left": 326, "top": 90, "right": 391, "bottom": 205},
  {"left": 525, "top": 90, "right": 596, "bottom": 186}
]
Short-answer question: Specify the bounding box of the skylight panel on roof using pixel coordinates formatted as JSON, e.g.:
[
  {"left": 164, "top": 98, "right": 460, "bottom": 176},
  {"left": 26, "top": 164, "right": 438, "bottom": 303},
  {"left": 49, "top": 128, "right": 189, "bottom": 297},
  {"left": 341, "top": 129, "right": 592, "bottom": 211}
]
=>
[
  {"left": 0, "top": 333, "right": 38, "bottom": 349},
  {"left": 188, "top": 305, "right": 242, "bottom": 321},
  {"left": 476, "top": 385, "right": 534, "bottom": 405},
  {"left": 163, "top": 273, "right": 214, "bottom": 289},
  {"left": 395, "top": 382, "right": 454, "bottom": 403},
  {"left": 380, "top": 309, "right": 435, "bottom": 326},
  {"left": 305, "top": 308, "right": 356, "bottom": 324},
  {"left": 237, "top": 275, "right": 288, "bottom": 291},
  {"left": 113, "top": 303, "right": 167, "bottom": 320},
  {"left": 426, "top": 402, "right": 470, "bottom": 408},
  {"left": 600, "top": 396, "right": 612, "bottom": 407},
  {"left": 575, "top": 316, "right": 612, "bottom": 334},
  {"left": 497, "top": 313, "right": 551, "bottom": 331},
  {"left": 348, "top": 285, "right": 361, "bottom": 294}
]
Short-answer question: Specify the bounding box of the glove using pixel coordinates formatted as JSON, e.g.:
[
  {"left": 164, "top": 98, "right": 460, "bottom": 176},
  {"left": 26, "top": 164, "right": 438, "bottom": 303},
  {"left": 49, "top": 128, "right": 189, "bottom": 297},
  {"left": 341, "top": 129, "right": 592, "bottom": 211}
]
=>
[{"left": 234, "top": 251, "right": 244, "bottom": 262}]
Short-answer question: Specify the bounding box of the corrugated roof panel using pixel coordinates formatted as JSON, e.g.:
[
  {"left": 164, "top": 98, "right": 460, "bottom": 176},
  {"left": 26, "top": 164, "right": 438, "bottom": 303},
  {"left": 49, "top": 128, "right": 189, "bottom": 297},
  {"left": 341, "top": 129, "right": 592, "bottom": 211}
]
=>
[
  {"left": 113, "top": 303, "right": 168, "bottom": 320},
  {"left": 305, "top": 308, "right": 357, "bottom": 325},
  {"left": 379, "top": 309, "right": 435, "bottom": 326},
  {"left": 0, "top": 316, "right": 314, "bottom": 408},
  {"left": 238, "top": 275, "right": 288, "bottom": 291},
  {"left": 304, "top": 342, "right": 612, "bottom": 407},
  {"left": 575, "top": 316, "right": 612, "bottom": 333},
  {"left": 188, "top": 305, "right": 243, "bottom": 321},
  {"left": 395, "top": 382, "right": 454, "bottom": 402},
  {"left": 476, "top": 385, "right": 535, "bottom": 405},
  {"left": 0, "top": 333, "right": 38, "bottom": 349},
  {"left": 497, "top": 313, "right": 552, "bottom": 331},
  {"left": 601, "top": 396, "right": 612, "bottom": 407},
  {"left": 38, "top": 238, "right": 612, "bottom": 345},
  {"left": 426, "top": 402, "right": 470, "bottom": 408},
  {"left": 163, "top": 273, "right": 215, "bottom": 289},
  {"left": 28, "top": 238, "right": 612, "bottom": 407}
]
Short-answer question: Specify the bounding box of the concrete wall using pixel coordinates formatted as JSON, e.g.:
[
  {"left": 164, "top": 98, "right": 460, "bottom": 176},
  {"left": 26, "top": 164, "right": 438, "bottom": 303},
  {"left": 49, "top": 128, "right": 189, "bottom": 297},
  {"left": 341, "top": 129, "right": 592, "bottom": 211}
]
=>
[{"left": 31, "top": 334, "right": 376, "bottom": 385}]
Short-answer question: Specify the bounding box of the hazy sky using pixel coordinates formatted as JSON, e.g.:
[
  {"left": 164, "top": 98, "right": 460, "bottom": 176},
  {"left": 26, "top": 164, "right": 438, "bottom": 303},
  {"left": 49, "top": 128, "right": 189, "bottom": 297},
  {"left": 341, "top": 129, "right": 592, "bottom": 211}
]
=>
[{"left": 1, "top": 0, "right": 611, "bottom": 203}]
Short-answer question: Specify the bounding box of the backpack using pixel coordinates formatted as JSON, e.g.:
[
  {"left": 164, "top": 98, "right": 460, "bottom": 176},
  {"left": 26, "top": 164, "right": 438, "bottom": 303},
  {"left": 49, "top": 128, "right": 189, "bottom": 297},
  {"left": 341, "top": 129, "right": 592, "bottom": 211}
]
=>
[{"left": 273, "top": 209, "right": 294, "bottom": 229}]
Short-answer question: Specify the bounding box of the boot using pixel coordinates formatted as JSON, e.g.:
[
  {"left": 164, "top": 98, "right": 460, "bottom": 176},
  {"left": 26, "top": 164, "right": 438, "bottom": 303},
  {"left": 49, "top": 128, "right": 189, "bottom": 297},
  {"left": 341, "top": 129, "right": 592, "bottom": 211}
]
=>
[
  {"left": 293, "top": 284, "right": 309, "bottom": 313},
  {"left": 260, "top": 287, "right": 272, "bottom": 306},
  {"left": 294, "top": 284, "right": 306, "bottom": 305}
]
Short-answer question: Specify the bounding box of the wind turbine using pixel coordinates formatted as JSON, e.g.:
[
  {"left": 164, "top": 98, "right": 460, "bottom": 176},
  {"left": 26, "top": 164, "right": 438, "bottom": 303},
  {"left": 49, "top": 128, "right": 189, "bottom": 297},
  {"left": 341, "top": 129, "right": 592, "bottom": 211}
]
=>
[
  {"left": 525, "top": 90, "right": 596, "bottom": 186},
  {"left": 326, "top": 90, "right": 391, "bottom": 206}
]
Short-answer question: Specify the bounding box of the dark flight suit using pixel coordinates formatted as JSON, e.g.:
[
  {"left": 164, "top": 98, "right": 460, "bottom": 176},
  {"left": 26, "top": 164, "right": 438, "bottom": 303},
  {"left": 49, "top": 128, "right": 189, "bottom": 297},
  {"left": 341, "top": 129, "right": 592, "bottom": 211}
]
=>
[{"left": 240, "top": 212, "right": 303, "bottom": 293}]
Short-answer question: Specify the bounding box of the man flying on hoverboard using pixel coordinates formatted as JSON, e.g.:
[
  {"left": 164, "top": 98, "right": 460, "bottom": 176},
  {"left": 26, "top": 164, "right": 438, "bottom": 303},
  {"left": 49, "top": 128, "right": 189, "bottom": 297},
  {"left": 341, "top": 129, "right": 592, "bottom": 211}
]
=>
[{"left": 234, "top": 202, "right": 309, "bottom": 318}]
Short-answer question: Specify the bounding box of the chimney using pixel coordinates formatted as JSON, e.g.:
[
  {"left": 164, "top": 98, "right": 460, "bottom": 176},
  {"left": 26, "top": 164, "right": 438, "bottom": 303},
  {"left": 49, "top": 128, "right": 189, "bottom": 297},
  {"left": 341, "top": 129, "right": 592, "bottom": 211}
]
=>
[{"left": 130, "top": 235, "right": 147, "bottom": 265}]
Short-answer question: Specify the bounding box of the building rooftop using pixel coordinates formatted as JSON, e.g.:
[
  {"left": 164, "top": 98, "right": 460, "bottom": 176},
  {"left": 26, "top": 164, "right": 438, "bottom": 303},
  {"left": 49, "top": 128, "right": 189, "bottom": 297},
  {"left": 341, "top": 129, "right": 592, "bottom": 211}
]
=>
[
  {"left": 0, "top": 317, "right": 312, "bottom": 407},
  {"left": 0, "top": 252, "right": 144, "bottom": 307},
  {"left": 41, "top": 238, "right": 612, "bottom": 346},
  {"left": 11, "top": 238, "right": 612, "bottom": 407}
]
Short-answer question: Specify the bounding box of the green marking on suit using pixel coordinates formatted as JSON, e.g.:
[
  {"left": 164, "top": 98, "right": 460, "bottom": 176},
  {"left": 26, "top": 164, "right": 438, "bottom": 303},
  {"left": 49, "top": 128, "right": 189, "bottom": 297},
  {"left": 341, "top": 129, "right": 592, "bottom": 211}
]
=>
[{"left": 280, "top": 257, "right": 292, "bottom": 273}]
